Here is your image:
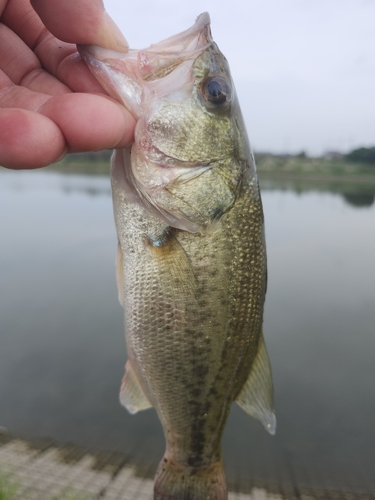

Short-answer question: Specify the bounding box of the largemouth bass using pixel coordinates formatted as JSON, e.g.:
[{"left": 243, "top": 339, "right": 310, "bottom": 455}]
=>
[{"left": 79, "top": 13, "right": 275, "bottom": 500}]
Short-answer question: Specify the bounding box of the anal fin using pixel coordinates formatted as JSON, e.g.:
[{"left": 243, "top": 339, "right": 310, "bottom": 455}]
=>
[
  {"left": 236, "top": 333, "right": 276, "bottom": 435},
  {"left": 120, "top": 361, "right": 152, "bottom": 414}
]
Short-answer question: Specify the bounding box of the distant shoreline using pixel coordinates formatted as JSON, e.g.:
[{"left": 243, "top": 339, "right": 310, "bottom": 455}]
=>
[
  {"left": 258, "top": 171, "right": 375, "bottom": 184},
  {"left": 2, "top": 152, "right": 375, "bottom": 185}
]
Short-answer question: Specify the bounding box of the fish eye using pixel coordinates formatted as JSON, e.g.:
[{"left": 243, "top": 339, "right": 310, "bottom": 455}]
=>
[
  {"left": 207, "top": 80, "right": 223, "bottom": 98},
  {"left": 202, "top": 76, "right": 232, "bottom": 107}
]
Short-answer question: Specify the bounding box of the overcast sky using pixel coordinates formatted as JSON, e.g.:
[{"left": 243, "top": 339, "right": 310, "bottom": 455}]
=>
[{"left": 104, "top": 0, "right": 375, "bottom": 156}]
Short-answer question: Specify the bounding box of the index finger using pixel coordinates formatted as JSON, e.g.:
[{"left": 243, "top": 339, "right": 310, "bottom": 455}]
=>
[{"left": 1, "top": 0, "right": 123, "bottom": 92}]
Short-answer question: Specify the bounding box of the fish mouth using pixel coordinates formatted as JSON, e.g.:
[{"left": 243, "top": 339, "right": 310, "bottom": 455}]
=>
[{"left": 77, "top": 13, "right": 213, "bottom": 117}]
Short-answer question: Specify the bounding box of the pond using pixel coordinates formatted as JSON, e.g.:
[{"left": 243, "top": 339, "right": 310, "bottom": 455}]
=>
[{"left": 0, "top": 167, "right": 374, "bottom": 495}]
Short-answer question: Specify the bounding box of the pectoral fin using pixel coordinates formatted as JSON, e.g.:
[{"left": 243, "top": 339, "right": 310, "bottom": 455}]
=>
[
  {"left": 236, "top": 334, "right": 276, "bottom": 435},
  {"left": 119, "top": 361, "right": 152, "bottom": 414},
  {"left": 147, "top": 228, "right": 199, "bottom": 305}
]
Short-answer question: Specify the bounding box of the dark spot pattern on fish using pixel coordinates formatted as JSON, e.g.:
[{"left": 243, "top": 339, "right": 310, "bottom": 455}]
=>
[{"left": 83, "top": 12, "right": 274, "bottom": 497}]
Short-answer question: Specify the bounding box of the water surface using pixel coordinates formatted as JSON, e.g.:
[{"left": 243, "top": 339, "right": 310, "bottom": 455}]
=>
[{"left": 0, "top": 168, "right": 374, "bottom": 494}]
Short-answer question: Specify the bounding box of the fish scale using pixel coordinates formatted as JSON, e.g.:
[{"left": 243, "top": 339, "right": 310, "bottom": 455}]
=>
[
  {"left": 113, "top": 175, "right": 266, "bottom": 465},
  {"left": 79, "top": 11, "right": 275, "bottom": 500}
]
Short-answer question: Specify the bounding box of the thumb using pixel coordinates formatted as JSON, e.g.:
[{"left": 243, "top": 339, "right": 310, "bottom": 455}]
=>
[{"left": 31, "top": 0, "right": 128, "bottom": 52}]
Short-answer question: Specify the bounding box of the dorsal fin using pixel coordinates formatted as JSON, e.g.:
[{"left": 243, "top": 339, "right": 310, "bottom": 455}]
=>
[
  {"left": 236, "top": 333, "right": 276, "bottom": 435},
  {"left": 120, "top": 361, "right": 152, "bottom": 414}
]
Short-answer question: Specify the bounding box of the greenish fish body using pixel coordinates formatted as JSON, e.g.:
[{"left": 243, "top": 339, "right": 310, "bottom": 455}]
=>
[{"left": 79, "top": 13, "right": 275, "bottom": 500}]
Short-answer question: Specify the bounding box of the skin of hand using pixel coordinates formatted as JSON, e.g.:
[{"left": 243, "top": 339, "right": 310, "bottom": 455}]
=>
[{"left": 0, "top": 0, "right": 136, "bottom": 169}]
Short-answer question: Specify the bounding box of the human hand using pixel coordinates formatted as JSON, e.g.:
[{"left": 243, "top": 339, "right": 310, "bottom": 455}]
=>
[{"left": 0, "top": 0, "right": 135, "bottom": 169}]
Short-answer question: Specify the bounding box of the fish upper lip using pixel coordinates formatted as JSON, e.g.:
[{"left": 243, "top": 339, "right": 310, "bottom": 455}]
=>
[{"left": 77, "top": 44, "right": 132, "bottom": 61}]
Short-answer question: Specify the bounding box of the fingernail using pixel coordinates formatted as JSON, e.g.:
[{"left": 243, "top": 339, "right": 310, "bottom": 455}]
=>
[
  {"left": 55, "top": 149, "right": 68, "bottom": 163},
  {"left": 97, "top": 11, "right": 129, "bottom": 52}
]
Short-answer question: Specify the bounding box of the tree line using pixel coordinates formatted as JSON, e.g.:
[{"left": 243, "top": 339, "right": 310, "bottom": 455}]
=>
[
  {"left": 345, "top": 147, "right": 375, "bottom": 165},
  {"left": 60, "top": 147, "right": 375, "bottom": 166}
]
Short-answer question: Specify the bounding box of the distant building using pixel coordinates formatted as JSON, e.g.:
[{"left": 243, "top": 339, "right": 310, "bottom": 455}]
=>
[{"left": 323, "top": 151, "right": 344, "bottom": 160}]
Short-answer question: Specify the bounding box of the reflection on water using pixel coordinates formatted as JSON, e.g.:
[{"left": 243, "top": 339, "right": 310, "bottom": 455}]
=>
[
  {"left": 260, "top": 176, "right": 375, "bottom": 208},
  {"left": 1, "top": 168, "right": 375, "bottom": 494},
  {"left": 343, "top": 192, "right": 374, "bottom": 207}
]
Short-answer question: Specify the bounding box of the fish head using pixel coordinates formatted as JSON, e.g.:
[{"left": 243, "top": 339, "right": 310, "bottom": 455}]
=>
[{"left": 79, "top": 13, "right": 254, "bottom": 233}]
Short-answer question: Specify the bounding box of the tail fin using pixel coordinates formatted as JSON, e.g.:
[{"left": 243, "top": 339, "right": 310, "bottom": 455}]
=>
[{"left": 154, "top": 455, "right": 227, "bottom": 500}]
